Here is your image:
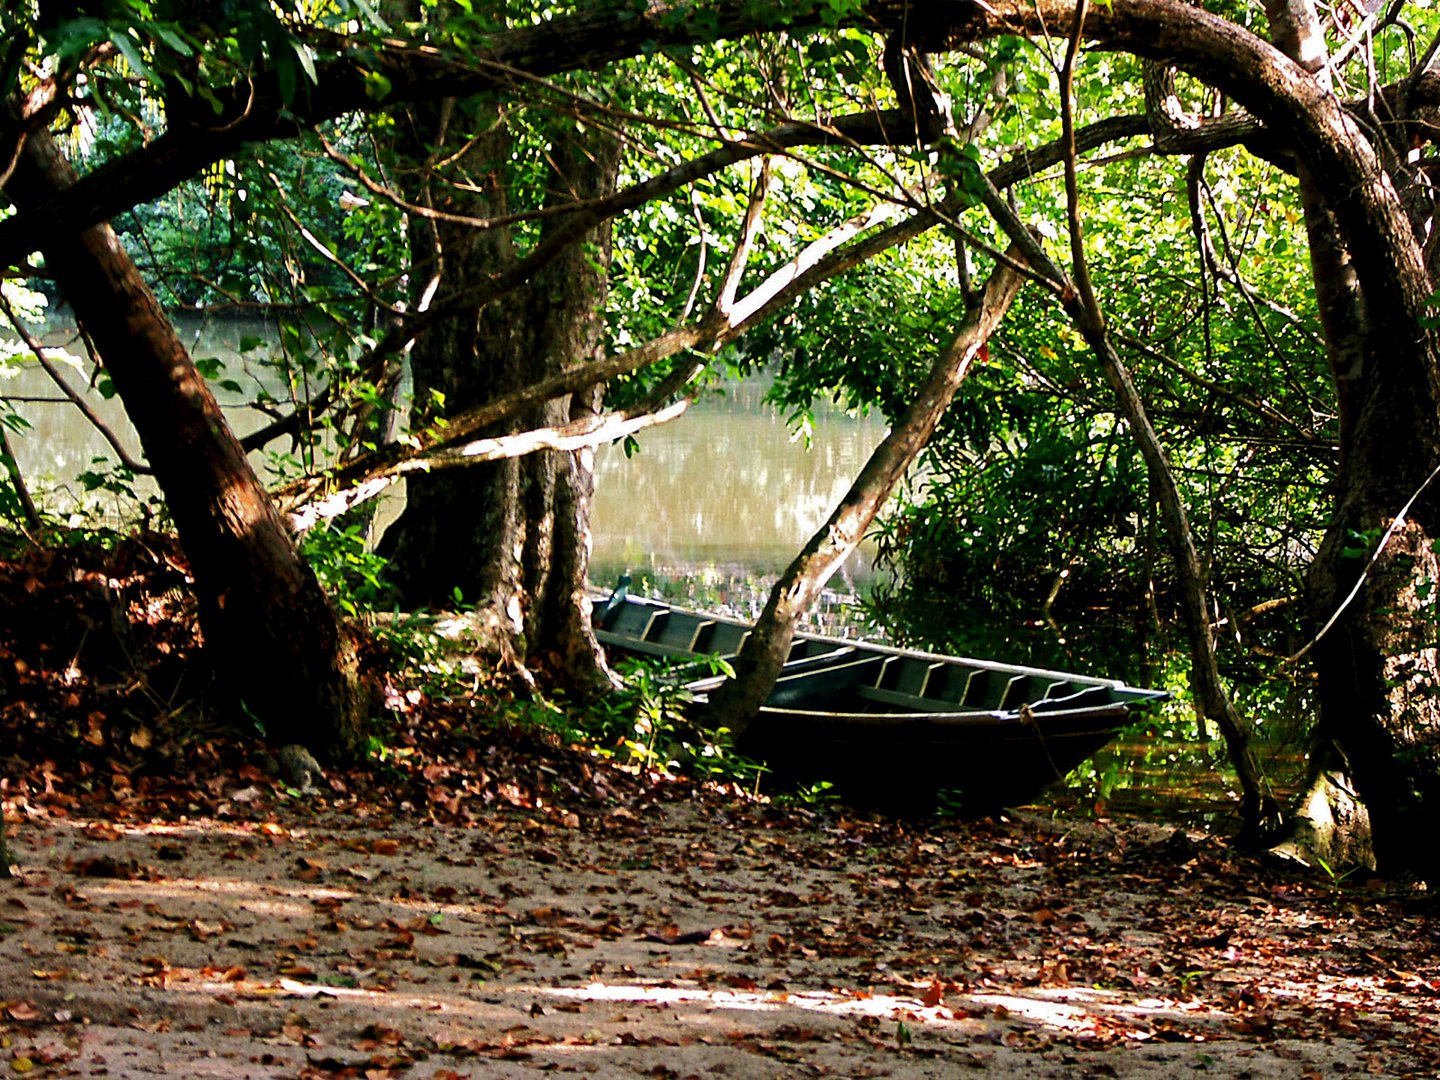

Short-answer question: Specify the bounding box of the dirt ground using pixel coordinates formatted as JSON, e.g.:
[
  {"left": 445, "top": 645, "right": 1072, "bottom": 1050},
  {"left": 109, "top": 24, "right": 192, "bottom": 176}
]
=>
[
  {"left": 3, "top": 781, "right": 1439, "bottom": 1079},
  {"left": 3, "top": 538, "right": 1439, "bottom": 1077}
]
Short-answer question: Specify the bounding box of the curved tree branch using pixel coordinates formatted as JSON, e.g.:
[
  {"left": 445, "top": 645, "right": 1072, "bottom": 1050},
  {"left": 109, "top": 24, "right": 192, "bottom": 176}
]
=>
[
  {"left": 283, "top": 399, "right": 692, "bottom": 531},
  {"left": 10, "top": 0, "right": 1439, "bottom": 272}
]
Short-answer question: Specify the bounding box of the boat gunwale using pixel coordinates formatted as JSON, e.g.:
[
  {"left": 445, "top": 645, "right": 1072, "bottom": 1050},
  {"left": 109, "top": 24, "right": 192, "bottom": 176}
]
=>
[
  {"left": 595, "top": 593, "right": 1161, "bottom": 697},
  {"left": 753, "top": 702, "right": 1141, "bottom": 724}
]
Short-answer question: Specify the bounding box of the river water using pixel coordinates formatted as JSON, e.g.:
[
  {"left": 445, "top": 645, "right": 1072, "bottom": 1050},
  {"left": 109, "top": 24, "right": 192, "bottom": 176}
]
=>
[
  {"left": 2, "top": 314, "right": 888, "bottom": 612},
  {"left": 589, "top": 380, "right": 887, "bottom": 618}
]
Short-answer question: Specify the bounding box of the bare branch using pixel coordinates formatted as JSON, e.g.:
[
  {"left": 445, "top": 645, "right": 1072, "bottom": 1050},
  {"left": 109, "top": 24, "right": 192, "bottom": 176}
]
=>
[
  {"left": 278, "top": 189, "right": 946, "bottom": 510},
  {"left": 284, "top": 399, "right": 691, "bottom": 529},
  {"left": 1114, "top": 330, "right": 1314, "bottom": 440},
  {"left": 715, "top": 158, "right": 773, "bottom": 319},
  {"left": 0, "top": 290, "right": 150, "bottom": 474}
]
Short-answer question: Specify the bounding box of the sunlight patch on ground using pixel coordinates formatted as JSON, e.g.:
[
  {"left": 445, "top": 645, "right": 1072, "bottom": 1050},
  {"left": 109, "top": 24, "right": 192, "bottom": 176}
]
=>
[
  {"left": 968, "top": 988, "right": 1223, "bottom": 1036},
  {"left": 528, "top": 982, "right": 1253, "bottom": 1044},
  {"left": 538, "top": 982, "right": 961, "bottom": 1023},
  {"left": 967, "top": 991, "right": 1111, "bottom": 1033},
  {"left": 81, "top": 877, "right": 354, "bottom": 916},
  {"left": 73, "top": 869, "right": 500, "bottom": 924}
]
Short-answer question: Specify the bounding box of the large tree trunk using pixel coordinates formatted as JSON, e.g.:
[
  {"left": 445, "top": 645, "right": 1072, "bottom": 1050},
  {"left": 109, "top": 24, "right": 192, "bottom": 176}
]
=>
[
  {"left": 380, "top": 98, "right": 526, "bottom": 643},
  {"left": 1251, "top": 0, "right": 1380, "bottom": 866},
  {"left": 705, "top": 248, "right": 1026, "bottom": 735},
  {"left": 380, "top": 103, "right": 620, "bottom": 696},
  {"left": 1305, "top": 353, "right": 1440, "bottom": 880},
  {"left": 1208, "top": 0, "right": 1440, "bottom": 877},
  {"left": 4, "top": 121, "right": 363, "bottom": 755}
]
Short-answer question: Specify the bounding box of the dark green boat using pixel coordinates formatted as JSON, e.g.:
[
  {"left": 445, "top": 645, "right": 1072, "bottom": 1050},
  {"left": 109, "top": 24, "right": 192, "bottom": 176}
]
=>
[{"left": 595, "top": 592, "right": 1168, "bottom": 810}]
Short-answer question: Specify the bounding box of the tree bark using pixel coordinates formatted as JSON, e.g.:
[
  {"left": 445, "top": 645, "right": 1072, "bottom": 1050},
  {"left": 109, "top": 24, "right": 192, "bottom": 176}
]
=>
[
  {"left": 704, "top": 247, "right": 1026, "bottom": 736},
  {"left": 380, "top": 103, "right": 620, "bottom": 695},
  {"left": 1248, "top": 0, "right": 1376, "bottom": 865},
  {"left": 3, "top": 121, "right": 362, "bottom": 755},
  {"left": 1305, "top": 358, "right": 1440, "bottom": 879}
]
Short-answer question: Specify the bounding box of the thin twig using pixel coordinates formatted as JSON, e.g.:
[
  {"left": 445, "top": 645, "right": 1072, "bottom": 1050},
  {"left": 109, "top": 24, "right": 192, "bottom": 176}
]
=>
[
  {"left": 0, "top": 292, "right": 150, "bottom": 473},
  {"left": 1286, "top": 460, "right": 1440, "bottom": 664},
  {"left": 265, "top": 170, "right": 407, "bottom": 319},
  {"left": 674, "top": 192, "right": 709, "bottom": 328}
]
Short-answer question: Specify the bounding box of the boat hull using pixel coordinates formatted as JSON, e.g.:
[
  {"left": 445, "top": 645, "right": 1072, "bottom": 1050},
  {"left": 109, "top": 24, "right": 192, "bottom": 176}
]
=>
[
  {"left": 595, "top": 593, "right": 1166, "bottom": 811},
  {"left": 742, "top": 703, "right": 1135, "bottom": 811}
]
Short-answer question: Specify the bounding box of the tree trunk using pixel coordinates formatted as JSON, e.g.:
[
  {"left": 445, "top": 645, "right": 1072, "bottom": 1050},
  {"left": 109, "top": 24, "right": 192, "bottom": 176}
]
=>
[
  {"left": 380, "top": 104, "right": 620, "bottom": 695},
  {"left": 704, "top": 248, "right": 1027, "bottom": 735},
  {"left": 4, "top": 121, "right": 362, "bottom": 755},
  {"left": 1241, "top": 0, "right": 1440, "bottom": 877},
  {"left": 379, "top": 96, "right": 527, "bottom": 645},
  {"left": 1305, "top": 373, "right": 1440, "bottom": 879}
]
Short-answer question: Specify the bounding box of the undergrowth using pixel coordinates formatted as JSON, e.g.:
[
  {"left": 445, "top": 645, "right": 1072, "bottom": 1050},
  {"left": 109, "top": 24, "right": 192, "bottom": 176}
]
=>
[{"left": 368, "top": 607, "right": 778, "bottom": 798}]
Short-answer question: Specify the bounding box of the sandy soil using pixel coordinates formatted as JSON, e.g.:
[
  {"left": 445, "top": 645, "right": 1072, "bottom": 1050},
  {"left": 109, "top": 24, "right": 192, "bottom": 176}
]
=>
[{"left": 3, "top": 786, "right": 1437, "bottom": 1079}]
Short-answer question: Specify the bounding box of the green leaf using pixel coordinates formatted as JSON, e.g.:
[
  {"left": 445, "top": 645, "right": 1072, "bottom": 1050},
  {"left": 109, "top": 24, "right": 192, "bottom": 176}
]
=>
[
  {"left": 349, "top": 0, "right": 392, "bottom": 31},
  {"left": 108, "top": 30, "right": 156, "bottom": 81},
  {"left": 273, "top": 48, "right": 297, "bottom": 105},
  {"left": 363, "top": 70, "right": 392, "bottom": 101},
  {"left": 290, "top": 40, "right": 318, "bottom": 86},
  {"left": 48, "top": 17, "right": 107, "bottom": 61},
  {"left": 153, "top": 25, "right": 194, "bottom": 57}
]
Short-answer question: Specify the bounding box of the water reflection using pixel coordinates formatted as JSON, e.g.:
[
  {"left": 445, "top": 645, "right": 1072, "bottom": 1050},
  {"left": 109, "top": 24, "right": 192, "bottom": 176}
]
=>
[
  {"left": 3, "top": 316, "right": 889, "bottom": 602},
  {"left": 591, "top": 382, "right": 886, "bottom": 588},
  {"left": 2, "top": 314, "right": 309, "bottom": 507}
]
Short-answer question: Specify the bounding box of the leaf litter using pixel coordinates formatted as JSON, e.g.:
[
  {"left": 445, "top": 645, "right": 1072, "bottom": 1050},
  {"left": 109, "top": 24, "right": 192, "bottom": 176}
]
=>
[{"left": 2, "top": 539, "right": 1439, "bottom": 1077}]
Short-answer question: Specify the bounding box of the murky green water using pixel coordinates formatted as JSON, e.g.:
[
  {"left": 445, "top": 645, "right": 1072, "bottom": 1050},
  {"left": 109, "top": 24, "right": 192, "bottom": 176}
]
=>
[
  {"left": 4, "top": 316, "right": 887, "bottom": 604},
  {"left": 590, "top": 380, "right": 886, "bottom": 601}
]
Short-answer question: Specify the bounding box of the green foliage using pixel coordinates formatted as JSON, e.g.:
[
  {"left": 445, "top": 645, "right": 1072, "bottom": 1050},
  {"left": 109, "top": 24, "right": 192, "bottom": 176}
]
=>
[
  {"left": 74, "top": 458, "right": 166, "bottom": 525},
  {"left": 868, "top": 404, "right": 1150, "bottom": 672},
  {"left": 512, "top": 655, "right": 765, "bottom": 790},
  {"left": 8, "top": 0, "right": 390, "bottom": 106},
  {"left": 301, "top": 519, "right": 388, "bottom": 617},
  {"left": 0, "top": 455, "right": 31, "bottom": 533},
  {"left": 0, "top": 0, "right": 1393, "bottom": 813}
]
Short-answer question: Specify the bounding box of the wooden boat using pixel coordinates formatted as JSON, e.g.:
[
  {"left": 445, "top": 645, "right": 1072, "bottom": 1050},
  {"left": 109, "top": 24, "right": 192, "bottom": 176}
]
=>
[{"left": 594, "top": 592, "right": 1168, "bottom": 811}]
